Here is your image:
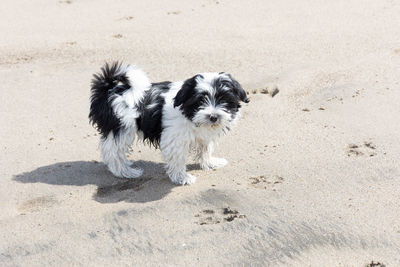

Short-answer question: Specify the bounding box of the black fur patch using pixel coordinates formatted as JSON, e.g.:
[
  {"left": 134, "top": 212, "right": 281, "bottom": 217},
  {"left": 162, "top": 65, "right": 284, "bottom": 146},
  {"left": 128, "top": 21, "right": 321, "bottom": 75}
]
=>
[
  {"left": 173, "top": 75, "right": 203, "bottom": 120},
  {"left": 224, "top": 74, "right": 249, "bottom": 103},
  {"left": 136, "top": 82, "right": 171, "bottom": 148},
  {"left": 89, "top": 62, "right": 131, "bottom": 138}
]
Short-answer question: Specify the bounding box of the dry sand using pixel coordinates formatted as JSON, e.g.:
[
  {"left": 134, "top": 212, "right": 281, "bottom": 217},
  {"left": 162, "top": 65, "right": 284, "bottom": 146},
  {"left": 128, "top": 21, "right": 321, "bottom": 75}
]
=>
[{"left": 1, "top": 0, "right": 400, "bottom": 266}]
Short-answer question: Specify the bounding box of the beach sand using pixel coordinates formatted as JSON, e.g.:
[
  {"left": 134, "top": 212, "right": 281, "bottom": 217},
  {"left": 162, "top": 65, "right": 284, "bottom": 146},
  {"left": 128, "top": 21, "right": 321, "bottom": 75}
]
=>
[{"left": 1, "top": 0, "right": 400, "bottom": 265}]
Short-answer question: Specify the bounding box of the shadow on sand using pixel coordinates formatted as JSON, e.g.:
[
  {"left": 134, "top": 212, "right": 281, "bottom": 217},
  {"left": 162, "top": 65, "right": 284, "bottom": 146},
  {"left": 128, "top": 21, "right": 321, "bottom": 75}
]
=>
[{"left": 13, "top": 160, "right": 200, "bottom": 203}]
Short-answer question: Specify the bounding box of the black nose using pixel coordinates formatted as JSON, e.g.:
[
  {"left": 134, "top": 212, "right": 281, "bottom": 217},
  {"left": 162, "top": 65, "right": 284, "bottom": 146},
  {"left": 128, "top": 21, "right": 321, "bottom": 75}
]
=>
[{"left": 209, "top": 115, "right": 218, "bottom": 123}]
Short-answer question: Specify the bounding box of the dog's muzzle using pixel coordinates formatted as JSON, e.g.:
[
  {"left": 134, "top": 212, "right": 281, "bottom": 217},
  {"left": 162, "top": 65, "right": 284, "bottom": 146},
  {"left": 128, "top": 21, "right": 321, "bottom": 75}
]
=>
[{"left": 209, "top": 114, "right": 218, "bottom": 123}]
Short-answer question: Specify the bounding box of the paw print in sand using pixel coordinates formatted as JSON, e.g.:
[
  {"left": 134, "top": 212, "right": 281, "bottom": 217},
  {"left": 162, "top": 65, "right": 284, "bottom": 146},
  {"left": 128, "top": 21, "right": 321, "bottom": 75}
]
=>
[
  {"left": 347, "top": 141, "right": 377, "bottom": 157},
  {"left": 249, "top": 175, "right": 284, "bottom": 189},
  {"left": 195, "top": 207, "right": 246, "bottom": 225},
  {"left": 246, "top": 85, "right": 279, "bottom": 97}
]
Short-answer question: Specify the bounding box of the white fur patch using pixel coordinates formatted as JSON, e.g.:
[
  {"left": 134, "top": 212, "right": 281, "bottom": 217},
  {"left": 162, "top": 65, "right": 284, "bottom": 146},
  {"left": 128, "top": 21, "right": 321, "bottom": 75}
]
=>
[
  {"left": 100, "top": 131, "right": 143, "bottom": 178},
  {"left": 110, "top": 65, "right": 151, "bottom": 129}
]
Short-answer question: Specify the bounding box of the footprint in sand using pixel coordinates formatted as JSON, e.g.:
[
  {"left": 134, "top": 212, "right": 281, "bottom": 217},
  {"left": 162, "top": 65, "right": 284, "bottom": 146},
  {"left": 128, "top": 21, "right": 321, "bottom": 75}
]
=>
[
  {"left": 96, "top": 178, "right": 150, "bottom": 198},
  {"left": 117, "top": 16, "right": 133, "bottom": 21},
  {"left": 195, "top": 207, "right": 246, "bottom": 225},
  {"left": 1, "top": 55, "right": 34, "bottom": 65},
  {"left": 347, "top": 141, "right": 377, "bottom": 157},
  {"left": 246, "top": 85, "right": 279, "bottom": 97},
  {"left": 167, "top": 11, "right": 181, "bottom": 15},
  {"left": 112, "top": 34, "right": 123, "bottom": 39},
  {"left": 18, "top": 196, "right": 58, "bottom": 213},
  {"left": 249, "top": 175, "right": 284, "bottom": 189},
  {"left": 351, "top": 88, "right": 365, "bottom": 98},
  {"left": 365, "top": 261, "right": 386, "bottom": 267}
]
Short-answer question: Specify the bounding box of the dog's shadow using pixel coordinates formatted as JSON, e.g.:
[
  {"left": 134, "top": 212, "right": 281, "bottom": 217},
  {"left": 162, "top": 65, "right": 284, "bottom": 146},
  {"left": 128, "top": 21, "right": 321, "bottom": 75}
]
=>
[{"left": 13, "top": 160, "right": 200, "bottom": 203}]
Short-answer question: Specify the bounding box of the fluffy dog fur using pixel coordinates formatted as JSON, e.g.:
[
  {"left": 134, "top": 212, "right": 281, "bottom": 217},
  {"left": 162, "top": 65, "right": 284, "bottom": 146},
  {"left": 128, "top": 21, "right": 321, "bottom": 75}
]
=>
[{"left": 89, "top": 62, "right": 248, "bottom": 185}]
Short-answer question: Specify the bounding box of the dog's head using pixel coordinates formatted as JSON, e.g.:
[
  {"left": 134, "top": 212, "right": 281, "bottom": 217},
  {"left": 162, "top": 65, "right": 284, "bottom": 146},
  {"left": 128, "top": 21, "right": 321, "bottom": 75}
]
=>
[{"left": 174, "top": 72, "right": 249, "bottom": 127}]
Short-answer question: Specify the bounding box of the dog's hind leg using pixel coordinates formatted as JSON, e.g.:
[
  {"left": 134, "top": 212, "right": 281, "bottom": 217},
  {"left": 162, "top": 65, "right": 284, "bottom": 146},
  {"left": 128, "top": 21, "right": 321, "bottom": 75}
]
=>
[
  {"left": 195, "top": 141, "right": 228, "bottom": 170},
  {"left": 100, "top": 129, "right": 143, "bottom": 178}
]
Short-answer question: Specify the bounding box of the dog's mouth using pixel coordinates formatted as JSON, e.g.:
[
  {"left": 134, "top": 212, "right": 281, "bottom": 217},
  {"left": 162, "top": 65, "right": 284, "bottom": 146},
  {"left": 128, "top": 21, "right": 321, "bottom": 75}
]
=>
[
  {"left": 195, "top": 121, "right": 222, "bottom": 128},
  {"left": 210, "top": 122, "right": 221, "bottom": 128}
]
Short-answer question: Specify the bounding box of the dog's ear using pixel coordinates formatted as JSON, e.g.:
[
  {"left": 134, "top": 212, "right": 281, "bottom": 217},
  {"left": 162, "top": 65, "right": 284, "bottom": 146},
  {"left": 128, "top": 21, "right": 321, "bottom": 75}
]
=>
[
  {"left": 174, "top": 74, "right": 201, "bottom": 107},
  {"left": 225, "top": 74, "right": 249, "bottom": 103}
]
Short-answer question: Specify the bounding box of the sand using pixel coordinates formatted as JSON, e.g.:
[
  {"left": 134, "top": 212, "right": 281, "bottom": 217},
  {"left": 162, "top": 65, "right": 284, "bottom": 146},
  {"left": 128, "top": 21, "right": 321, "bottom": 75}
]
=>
[{"left": 1, "top": 0, "right": 400, "bottom": 266}]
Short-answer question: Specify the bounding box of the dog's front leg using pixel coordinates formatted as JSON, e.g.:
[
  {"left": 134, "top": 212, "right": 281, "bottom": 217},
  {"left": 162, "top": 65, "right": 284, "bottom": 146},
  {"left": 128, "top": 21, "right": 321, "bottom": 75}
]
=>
[
  {"left": 196, "top": 142, "right": 228, "bottom": 170},
  {"left": 160, "top": 131, "right": 196, "bottom": 185}
]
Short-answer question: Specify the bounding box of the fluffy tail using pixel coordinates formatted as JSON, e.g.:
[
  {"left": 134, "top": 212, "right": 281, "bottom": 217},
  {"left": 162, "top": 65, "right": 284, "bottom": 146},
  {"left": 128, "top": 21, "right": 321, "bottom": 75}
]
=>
[
  {"left": 89, "top": 62, "right": 150, "bottom": 178},
  {"left": 89, "top": 62, "right": 150, "bottom": 137}
]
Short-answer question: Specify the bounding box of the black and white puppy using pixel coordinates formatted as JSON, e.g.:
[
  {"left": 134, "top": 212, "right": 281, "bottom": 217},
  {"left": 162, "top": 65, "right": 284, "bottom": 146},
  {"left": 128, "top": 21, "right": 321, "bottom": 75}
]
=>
[{"left": 89, "top": 62, "right": 248, "bottom": 185}]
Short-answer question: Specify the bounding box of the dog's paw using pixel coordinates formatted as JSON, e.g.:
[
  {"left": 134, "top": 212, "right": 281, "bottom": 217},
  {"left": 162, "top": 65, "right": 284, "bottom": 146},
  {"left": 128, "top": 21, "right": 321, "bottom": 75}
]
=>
[
  {"left": 121, "top": 166, "right": 143, "bottom": 179},
  {"left": 182, "top": 173, "right": 197, "bottom": 185},
  {"left": 201, "top": 157, "right": 228, "bottom": 170},
  {"left": 170, "top": 173, "right": 197, "bottom": 185}
]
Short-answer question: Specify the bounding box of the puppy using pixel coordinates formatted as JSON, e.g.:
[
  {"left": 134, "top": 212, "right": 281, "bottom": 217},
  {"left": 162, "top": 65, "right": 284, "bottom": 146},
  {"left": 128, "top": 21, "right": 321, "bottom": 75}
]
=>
[{"left": 89, "top": 62, "right": 248, "bottom": 185}]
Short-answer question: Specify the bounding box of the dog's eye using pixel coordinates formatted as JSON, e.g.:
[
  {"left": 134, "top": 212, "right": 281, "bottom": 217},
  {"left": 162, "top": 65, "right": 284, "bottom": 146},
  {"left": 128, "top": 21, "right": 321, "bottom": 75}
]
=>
[
  {"left": 199, "top": 92, "right": 209, "bottom": 100},
  {"left": 199, "top": 96, "right": 208, "bottom": 104}
]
